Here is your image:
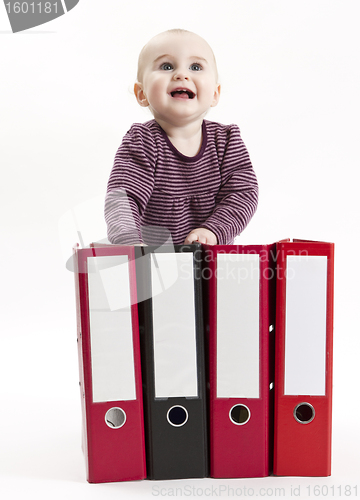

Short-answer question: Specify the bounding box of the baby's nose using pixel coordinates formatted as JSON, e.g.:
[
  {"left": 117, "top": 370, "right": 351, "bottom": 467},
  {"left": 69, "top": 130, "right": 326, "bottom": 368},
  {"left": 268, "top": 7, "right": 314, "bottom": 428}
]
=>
[{"left": 173, "top": 70, "right": 189, "bottom": 80}]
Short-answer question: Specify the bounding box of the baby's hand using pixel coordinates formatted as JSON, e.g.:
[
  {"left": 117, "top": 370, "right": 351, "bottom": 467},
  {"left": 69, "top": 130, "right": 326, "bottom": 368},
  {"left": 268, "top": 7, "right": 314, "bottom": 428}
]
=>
[{"left": 184, "top": 228, "right": 218, "bottom": 245}]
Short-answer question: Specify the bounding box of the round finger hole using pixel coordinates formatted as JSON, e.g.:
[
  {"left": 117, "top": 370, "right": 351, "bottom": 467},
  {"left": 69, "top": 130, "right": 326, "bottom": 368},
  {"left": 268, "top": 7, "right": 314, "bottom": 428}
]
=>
[
  {"left": 167, "top": 405, "right": 188, "bottom": 427},
  {"left": 229, "top": 404, "right": 251, "bottom": 425},
  {"left": 293, "top": 403, "right": 315, "bottom": 424},
  {"left": 105, "top": 407, "right": 126, "bottom": 429}
]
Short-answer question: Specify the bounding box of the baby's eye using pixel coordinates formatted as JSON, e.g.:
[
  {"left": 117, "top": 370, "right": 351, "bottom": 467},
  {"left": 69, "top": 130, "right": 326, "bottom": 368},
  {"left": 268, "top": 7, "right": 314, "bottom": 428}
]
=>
[
  {"left": 160, "top": 63, "right": 173, "bottom": 71},
  {"left": 190, "top": 63, "right": 202, "bottom": 71}
]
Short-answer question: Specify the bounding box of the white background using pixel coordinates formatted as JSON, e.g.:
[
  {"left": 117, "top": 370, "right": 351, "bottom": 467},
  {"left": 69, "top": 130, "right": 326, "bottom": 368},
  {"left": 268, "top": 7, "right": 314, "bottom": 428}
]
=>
[{"left": 1, "top": 1, "right": 359, "bottom": 498}]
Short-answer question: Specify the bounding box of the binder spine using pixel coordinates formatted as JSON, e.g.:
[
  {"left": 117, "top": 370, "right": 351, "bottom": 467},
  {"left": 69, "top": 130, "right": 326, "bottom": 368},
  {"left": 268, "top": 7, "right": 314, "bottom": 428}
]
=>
[
  {"left": 204, "top": 244, "right": 275, "bottom": 479},
  {"left": 75, "top": 246, "right": 146, "bottom": 483},
  {"left": 136, "top": 244, "right": 208, "bottom": 480},
  {"left": 273, "top": 241, "right": 334, "bottom": 477}
]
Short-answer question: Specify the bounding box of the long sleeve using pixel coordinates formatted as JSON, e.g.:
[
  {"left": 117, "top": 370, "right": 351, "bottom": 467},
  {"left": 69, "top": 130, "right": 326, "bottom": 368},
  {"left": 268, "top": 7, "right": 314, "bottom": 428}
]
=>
[
  {"left": 201, "top": 124, "right": 258, "bottom": 244},
  {"left": 105, "top": 124, "right": 156, "bottom": 244}
]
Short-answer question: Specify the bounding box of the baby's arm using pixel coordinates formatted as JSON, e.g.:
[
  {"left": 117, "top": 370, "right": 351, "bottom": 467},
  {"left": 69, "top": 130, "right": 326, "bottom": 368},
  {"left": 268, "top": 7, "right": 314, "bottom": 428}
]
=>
[
  {"left": 105, "top": 125, "right": 155, "bottom": 245},
  {"left": 198, "top": 124, "right": 258, "bottom": 244},
  {"left": 184, "top": 228, "right": 218, "bottom": 245}
]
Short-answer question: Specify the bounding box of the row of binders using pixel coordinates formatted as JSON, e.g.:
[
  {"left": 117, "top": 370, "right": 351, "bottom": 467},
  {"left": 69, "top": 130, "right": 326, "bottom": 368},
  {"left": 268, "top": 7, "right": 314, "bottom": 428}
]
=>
[{"left": 73, "top": 239, "right": 334, "bottom": 483}]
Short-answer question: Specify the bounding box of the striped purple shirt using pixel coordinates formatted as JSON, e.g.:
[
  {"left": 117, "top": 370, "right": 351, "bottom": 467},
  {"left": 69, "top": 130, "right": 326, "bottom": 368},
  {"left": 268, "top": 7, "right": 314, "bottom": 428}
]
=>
[{"left": 105, "top": 119, "right": 258, "bottom": 245}]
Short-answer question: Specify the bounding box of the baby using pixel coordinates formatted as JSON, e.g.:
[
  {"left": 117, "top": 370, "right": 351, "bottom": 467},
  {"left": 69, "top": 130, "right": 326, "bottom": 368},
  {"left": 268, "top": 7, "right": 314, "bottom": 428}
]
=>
[{"left": 105, "top": 29, "right": 258, "bottom": 246}]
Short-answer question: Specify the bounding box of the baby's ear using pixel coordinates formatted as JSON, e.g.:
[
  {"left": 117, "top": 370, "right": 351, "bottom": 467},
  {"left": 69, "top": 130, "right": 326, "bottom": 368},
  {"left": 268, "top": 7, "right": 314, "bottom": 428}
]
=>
[
  {"left": 211, "top": 84, "right": 221, "bottom": 108},
  {"left": 134, "top": 82, "right": 149, "bottom": 107}
]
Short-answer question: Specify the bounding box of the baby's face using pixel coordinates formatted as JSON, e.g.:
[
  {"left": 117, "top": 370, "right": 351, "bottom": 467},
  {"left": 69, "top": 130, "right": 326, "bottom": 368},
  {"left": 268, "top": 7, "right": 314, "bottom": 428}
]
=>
[{"left": 135, "top": 32, "right": 220, "bottom": 127}]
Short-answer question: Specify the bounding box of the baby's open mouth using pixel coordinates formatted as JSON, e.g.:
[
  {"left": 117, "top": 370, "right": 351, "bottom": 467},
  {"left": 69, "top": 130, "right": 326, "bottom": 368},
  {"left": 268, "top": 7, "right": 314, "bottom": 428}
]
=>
[{"left": 170, "top": 89, "right": 196, "bottom": 99}]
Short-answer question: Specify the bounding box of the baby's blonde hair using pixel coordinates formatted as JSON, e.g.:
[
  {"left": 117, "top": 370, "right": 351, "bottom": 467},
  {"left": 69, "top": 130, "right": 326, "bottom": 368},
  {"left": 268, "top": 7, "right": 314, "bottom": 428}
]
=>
[{"left": 136, "top": 29, "right": 218, "bottom": 83}]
